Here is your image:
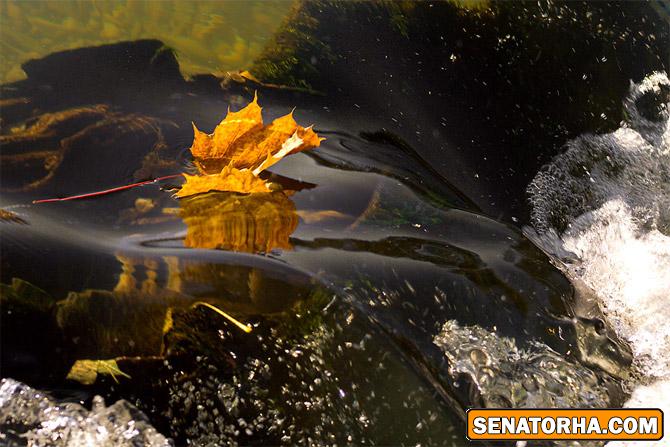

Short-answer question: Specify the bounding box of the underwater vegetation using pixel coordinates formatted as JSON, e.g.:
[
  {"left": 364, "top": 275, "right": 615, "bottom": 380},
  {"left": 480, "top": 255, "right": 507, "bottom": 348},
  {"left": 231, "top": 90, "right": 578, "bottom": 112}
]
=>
[{"left": 0, "top": 0, "right": 294, "bottom": 83}]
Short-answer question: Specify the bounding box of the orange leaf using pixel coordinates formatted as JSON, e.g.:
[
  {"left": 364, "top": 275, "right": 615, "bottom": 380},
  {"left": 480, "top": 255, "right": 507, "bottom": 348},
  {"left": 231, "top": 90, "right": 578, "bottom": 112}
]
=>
[
  {"left": 189, "top": 93, "right": 324, "bottom": 175},
  {"left": 176, "top": 163, "right": 270, "bottom": 198}
]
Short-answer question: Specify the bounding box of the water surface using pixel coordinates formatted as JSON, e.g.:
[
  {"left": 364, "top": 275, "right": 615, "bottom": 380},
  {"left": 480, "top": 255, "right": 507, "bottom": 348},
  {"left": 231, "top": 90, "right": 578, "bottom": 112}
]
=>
[{"left": 1, "top": 1, "right": 667, "bottom": 445}]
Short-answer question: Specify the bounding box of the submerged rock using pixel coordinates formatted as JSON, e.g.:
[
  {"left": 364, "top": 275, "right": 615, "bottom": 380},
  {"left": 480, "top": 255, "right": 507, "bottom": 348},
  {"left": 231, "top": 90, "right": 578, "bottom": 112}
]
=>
[{"left": 20, "top": 40, "right": 185, "bottom": 100}]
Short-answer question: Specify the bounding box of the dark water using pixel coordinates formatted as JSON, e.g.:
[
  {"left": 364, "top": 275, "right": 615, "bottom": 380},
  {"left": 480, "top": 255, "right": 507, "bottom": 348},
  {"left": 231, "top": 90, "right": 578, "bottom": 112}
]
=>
[{"left": 1, "top": 1, "right": 667, "bottom": 445}]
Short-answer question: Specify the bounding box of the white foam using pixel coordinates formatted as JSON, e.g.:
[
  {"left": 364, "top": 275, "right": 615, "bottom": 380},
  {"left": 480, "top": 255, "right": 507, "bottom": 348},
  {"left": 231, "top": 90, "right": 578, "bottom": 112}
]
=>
[
  {"left": 607, "top": 380, "right": 670, "bottom": 447},
  {"left": 562, "top": 200, "right": 670, "bottom": 377},
  {"left": 527, "top": 72, "right": 670, "bottom": 441}
]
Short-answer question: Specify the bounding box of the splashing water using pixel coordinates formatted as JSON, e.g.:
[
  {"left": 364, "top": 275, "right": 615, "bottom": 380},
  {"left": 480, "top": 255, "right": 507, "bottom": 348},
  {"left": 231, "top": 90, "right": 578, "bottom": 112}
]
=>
[
  {"left": 433, "top": 320, "right": 610, "bottom": 409},
  {"left": 527, "top": 72, "right": 670, "bottom": 439},
  {"left": 0, "top": 378, "right": 172, "bottom": 446}
]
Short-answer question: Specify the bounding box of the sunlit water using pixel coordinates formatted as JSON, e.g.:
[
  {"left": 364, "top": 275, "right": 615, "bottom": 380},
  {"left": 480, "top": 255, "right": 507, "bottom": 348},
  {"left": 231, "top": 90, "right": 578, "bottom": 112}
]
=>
[
  {"left": 0, "top": 378, "right": 171, "bottom": 446},
  {"left": 4, "top": 124, "right": 610, "bottom": 445},
  {"left": 1, "top": 1, "right": 668, "bottom": 446},
  {"left": 1, "top": 110, "right": 630, "bottom": 444},
  {"left": 0, "top": 1, "right": 293, "bottom": 83}
]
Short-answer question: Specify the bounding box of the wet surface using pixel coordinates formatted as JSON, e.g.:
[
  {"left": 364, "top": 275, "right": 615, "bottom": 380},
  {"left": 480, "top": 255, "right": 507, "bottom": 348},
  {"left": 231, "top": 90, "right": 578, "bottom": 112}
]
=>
[
  {"left": 1, "top": 2, "right": 667, "bottom": 445},
  {"left": 0, "top": 89, "right": 629, "bottom": 444}
]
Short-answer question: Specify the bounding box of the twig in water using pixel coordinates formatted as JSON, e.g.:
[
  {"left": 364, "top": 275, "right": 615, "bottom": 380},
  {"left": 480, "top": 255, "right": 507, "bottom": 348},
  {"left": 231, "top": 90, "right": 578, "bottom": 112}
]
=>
[
  {"left": 32, "top": 174, "right": 184, "bottom": 204},
  {"left": 192, "top": 301, "right": 253, "bottom": 333}
]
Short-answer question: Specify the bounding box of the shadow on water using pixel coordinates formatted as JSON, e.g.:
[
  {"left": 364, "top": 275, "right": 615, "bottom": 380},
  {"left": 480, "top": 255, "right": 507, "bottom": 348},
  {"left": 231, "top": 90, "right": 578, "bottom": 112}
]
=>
[{"left": 1, "top": 1, "right": 665, "bottom": 444}]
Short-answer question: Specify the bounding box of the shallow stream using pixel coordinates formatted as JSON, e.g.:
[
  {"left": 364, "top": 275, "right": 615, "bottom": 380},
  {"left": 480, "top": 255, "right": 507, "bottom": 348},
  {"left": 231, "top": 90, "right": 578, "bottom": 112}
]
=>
[{"left": 1, "top": 1, "right": 668, "bottom": 446}]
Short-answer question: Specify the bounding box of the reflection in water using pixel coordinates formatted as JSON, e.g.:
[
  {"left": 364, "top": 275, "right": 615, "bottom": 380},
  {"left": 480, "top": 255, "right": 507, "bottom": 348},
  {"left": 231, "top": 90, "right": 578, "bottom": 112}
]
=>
[
  {"left": 89, "top": 251, "right": 315, "bottom": 344},
  {"left": 0, "top": 249, "right": 317, "bottom": 372},
  {"left": 179, "top": 190, "right": 299, "bottom": 253},
  {"left": 167, "top": 257, "right": 311, "bottom": 315}
]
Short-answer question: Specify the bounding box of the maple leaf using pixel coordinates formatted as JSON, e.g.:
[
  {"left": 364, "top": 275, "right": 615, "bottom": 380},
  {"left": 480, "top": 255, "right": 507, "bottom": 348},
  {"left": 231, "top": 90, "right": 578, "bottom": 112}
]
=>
[
  {"left": 178, "top": 93, "right": 323, "bottom": 198},
  {"left": 28, "top": 96, "right": 321, "bottom": 203},
  {"left": 176, "top": 163, "right": 271, "bottom": 198},
  {"left": 190, "top": 93, "right": 322, "bottom": 175}
]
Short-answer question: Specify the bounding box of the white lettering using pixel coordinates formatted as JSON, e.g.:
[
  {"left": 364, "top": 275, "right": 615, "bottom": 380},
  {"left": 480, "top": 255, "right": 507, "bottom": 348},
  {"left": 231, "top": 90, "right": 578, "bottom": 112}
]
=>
[
  {"left": 587, "top": 417, "right": 601, "bottom": 434},
  {"left": 541, "top": 418, "right": 556, "bottom": 434},
  {"left": 638, "top": 417, "right": 658, "bottom": 435},
  {"left": 517, "top": 417, "right": 530, "bottom": 434},
  {"left": 501, "top": 417, "right": 515, "bottom": 434},
  {"left": 609, "top": 417, "right": 623, "bottom": 434},
  {"left": 623, "top": 418, "right": 637, "bottom": 434},
  {"left": 472, "top": 416, "right": 487, "bottom": 435},
  {"left": 529, "top": 417, "right": 541, "bottom": 433},
  {"left": 573, "top": 417, "right": 586, "bottom": 432},
  {"left": 488, "top": 417, "right": 501, "bottom": 434},
  {"left": 556, "top": 417, "right": 570, "bottom": 434}
]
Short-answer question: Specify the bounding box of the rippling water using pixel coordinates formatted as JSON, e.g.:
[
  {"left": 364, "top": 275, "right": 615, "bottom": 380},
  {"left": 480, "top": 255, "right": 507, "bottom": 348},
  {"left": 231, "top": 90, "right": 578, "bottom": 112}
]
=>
[
  {"left": 1, "top": 1, "right": 668, "bottom": 446},
  {"left": 3, "top": 119, "right": 597, "bottom": 445}
]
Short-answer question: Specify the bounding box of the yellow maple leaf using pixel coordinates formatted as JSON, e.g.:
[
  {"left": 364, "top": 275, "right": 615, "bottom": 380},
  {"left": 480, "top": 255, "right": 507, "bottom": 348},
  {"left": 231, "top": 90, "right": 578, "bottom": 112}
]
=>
[
  {"left": 188, "top": 93, "right": 323, "bottom": 175},
  {"left": 176, "top": 163, "right": 270, "bottom": 198},
  {"left": 176, "top": 94, "right": 322, "bottom": 214}
]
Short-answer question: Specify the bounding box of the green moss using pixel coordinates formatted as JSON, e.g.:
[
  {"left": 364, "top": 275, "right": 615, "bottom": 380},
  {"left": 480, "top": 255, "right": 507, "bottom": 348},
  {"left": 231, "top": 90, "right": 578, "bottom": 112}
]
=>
[
  {"left": 0, "top": 0, "right": 295, "bottom": 83},
  {"left": 250, "top": 1, "right": 332, "bottom": 90}
]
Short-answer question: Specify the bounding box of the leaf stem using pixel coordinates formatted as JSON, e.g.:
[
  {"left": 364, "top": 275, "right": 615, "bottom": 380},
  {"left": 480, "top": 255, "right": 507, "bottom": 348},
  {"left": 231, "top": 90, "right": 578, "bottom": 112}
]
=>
[{"left": 32, "top": 174, "right": 184, "bottom": 204}]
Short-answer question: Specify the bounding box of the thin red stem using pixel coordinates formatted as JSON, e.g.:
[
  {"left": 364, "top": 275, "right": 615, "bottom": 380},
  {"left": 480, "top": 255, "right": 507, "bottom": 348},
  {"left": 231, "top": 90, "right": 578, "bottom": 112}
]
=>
[{"left": 32, "top": 174, "right": 184, "bottom": 204}]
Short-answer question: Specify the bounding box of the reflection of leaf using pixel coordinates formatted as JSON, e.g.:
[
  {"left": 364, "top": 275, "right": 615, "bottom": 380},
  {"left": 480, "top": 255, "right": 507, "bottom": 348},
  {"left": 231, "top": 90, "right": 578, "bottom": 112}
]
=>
[
  {"left": 189, "top": 93, "right": 322, "bottom": 175},
  {"left": 66, "top": 359, "right": 131, "bottom": 385},
  {"left": 180, "top": 191, "right": 299, "bottom": 253},
  {"left": 296, "top": 209, "right": 349, "bottom": 223},
  {"left": 56, "top": 285, "right": 182, "bottom": 359}
]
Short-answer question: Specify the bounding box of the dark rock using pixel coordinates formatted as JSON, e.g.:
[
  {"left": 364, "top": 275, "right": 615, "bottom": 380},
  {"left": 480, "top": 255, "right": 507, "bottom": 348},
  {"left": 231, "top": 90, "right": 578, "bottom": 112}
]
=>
[{"left": 19, "top": 40, "right": 185, "bottom": 103}]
